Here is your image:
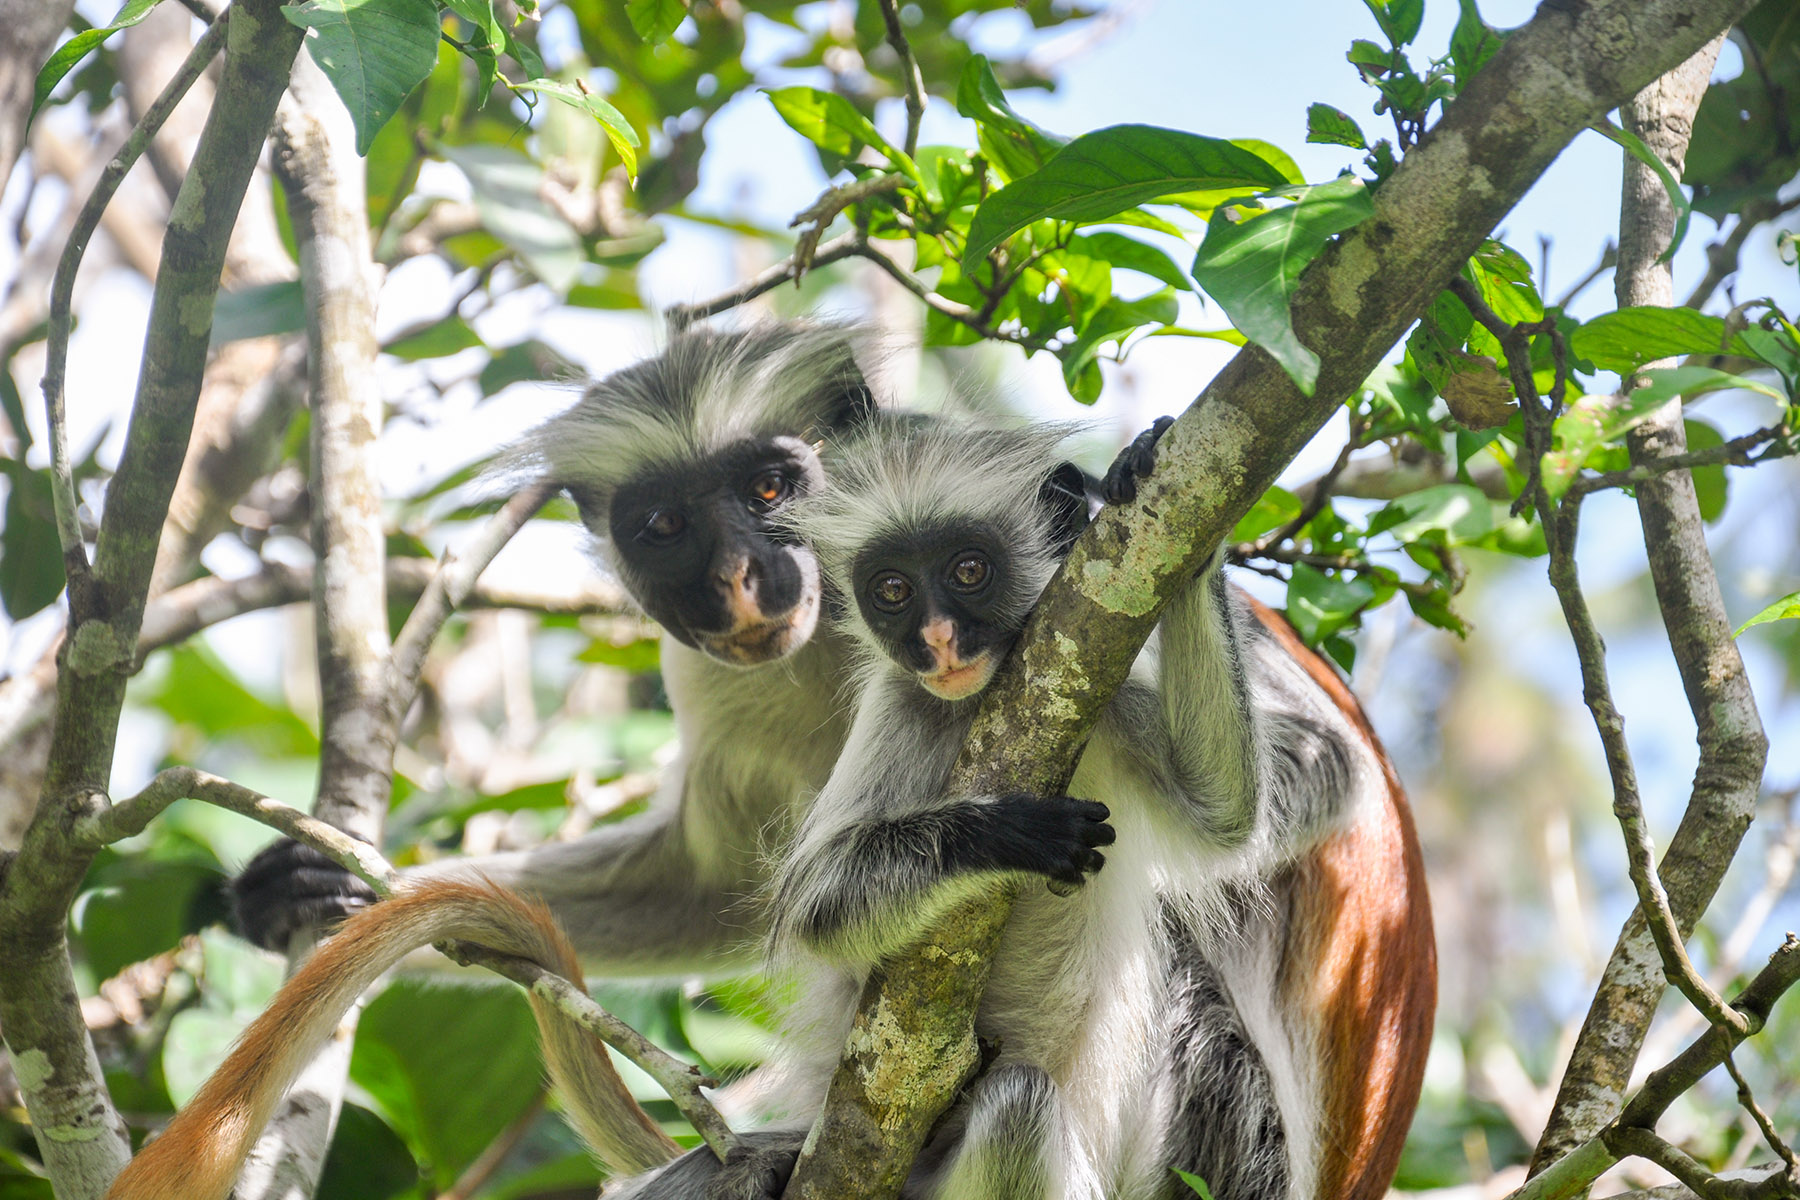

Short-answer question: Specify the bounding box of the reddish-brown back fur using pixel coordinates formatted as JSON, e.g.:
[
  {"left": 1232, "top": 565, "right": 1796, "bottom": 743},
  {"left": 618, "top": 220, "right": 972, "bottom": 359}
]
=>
[{"left": 1247, "top": 597, "right": 1436, "bottom": 1200}]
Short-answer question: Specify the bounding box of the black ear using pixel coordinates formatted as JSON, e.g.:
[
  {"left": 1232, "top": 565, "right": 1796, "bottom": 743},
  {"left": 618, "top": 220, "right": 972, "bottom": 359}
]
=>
[
  {"left": 823, "top": 353, "right": 878, "bottom": 430},
  {"left": 1039, "top": 462, "right": 1090, "bottom": 556}
]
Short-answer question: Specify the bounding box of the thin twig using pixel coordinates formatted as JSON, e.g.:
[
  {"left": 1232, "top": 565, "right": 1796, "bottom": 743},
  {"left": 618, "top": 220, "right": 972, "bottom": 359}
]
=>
[
  {"left": 440, "top": 1090, "right": 549, "bottom": 1200},
  {"left": 70, "top": 766, "right": 396, "bottom": 893},
  {"left": 664, "top": 234, "right": 862, "bottom": 330},
  {"left": 1251, "top": 417, "right": 1364, "bottom": 553},
  {"left": 875, "top": 0, "right": 926, "bottom": 159},
  {"left": 1567, "top": 425, "right": 1790, "bottom": 496},
  {"left": 1454, "top": 273, "right": 1749, "bottom": 1038},
  {"left": 389, "top": 482, "right": 555, "bottom": 719},
  {"left": 40, "top": 10, "right": 232, "bottom": 585},
  {"left": 848, "top": 242, "right": 1048, "bottom": 349},
  {"left": 1606, "top": 1128, "right": 1737, "bottom": 1200},
  {"left": 450, "top": 948, "right": 740, "bottom": 1162},
  {"left": 1723, "top": 1054, "right": 1798, "bottom": 1170},
  {"left": 1554, "top": 240, "right": 1618, "bottom": 309},
  {"left": 1684, "top": 196, "right": 1800, "bottom": 312}
]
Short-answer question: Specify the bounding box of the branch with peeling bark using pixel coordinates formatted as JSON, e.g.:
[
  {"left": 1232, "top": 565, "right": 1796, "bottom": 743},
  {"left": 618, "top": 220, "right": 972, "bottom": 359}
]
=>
[{"left": 782, "top": 0, "right": 1766, "bottom": 1194}]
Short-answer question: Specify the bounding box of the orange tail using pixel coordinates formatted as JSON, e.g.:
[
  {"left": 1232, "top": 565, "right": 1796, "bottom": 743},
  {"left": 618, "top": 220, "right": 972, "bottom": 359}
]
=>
[{"left": 106, "top": 878, "right": 678, "bottom": 1200}]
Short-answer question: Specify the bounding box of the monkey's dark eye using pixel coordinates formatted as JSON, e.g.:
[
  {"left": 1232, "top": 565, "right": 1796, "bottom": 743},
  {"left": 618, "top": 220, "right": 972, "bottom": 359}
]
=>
[
  {"left": 746, "top": 470, "right": 793, "bottom": 513},
  {"left": 637, "top": 508, "right": 686, "bottom": 544},
  {"left": 869, "top": 571, "right": 913, "bottom": 613},
  {"left": 947, "top": 553, "right": 990, "bottom": 591}
]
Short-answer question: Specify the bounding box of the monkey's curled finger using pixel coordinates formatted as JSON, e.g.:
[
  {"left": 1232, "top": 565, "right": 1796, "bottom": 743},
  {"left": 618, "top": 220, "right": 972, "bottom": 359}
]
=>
[{"left": 1101, "top": 415, "right": 1175, "bottom": 505}]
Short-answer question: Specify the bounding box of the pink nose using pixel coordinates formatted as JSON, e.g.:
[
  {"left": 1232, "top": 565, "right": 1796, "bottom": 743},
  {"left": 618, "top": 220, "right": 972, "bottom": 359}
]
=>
[{"left": 921, "top": 616, "right": 955, "bottom": 652}]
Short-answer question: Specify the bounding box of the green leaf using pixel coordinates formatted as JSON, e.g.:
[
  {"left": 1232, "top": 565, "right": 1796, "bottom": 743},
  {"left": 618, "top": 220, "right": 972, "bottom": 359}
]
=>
[
  {"left": 1230, "top": 486, "right": 1303, "bottom": 542},
  {"left": 626, "top": 0, "right": 687, "bottom": 42},
  {"left": 1735, "top": 590, "right": 1800, "bottom": 636},
  {"left": 1592, "top": 119, "right": 1691, "bottom": 262},
  {"left": 1056, "top": 288, "right": 1180, "bottom": 401},
  {"left": 0, "top": 464, "right": 66, "bottom": 619},
  {"left": 514, "top": 79, "right": 640, "bottom": 180},
  {"left": 1306, "top": 103, "right": 1367, "bottom": 149},
  {"left": 211, "top": 280, "right": 307, "bottom": 347},
  {"left": 1362, "top": 0, "right": 1424, "bottom": 45},
  {"left": 1287, "top": 563, "right": 1376, "bottom": 644},
  {"left": 1449, "top": 0, "right": 1507, "bottom": 85},
  {"left": 577, "top": 636, "right": 662, "bottom": 674},
  {"left": 1367, "top": 484, "right": 1494, "bottom": 546},
  {"left": 1628, "top": 366, "right": 1788, "bottom": 407},
  {"left": 1467, "top": 240, "right": 1543, "bottom": 325},
  {"left": 765, "top": 86, "right": 911, "bottom": 177},
  {"left": 1175, "top": 1168, "right": 1218, "bottom": 1199},
  {"left": 439, "top": 143, "right": 583, "bottom": 293},
  {"left": 1539, "top": 385, "right": 1684, "bottom": 498},
  {"left": 383, "top": 314, "right": 485, "bottom": 360},
  {"left": 1569, "top": 307, "right": 1738, "bottom": 375},
  {"left": 32, "top": 0, "right": 167, "bottom": 121},
  {"left": 963, "top": 125, "right": 1295, "bottom": 265},
  {"left": 1069, "top": 232, "right": 1193, "bottom": 292},
  {"left": 284, "top": 0, "right": 442, "bottom": 156},
  {"left": 1191, "top": 176, "right": 1375, "bottom": 395},
  {"left": 954, "top": 54, "right": 1066, "bottom": 182},
  {"left": 479, "top": 338, "right": 580, "bottom": 396},
  {"left": 1683, "top": 418, "right": 1728, "bottom": 522}
]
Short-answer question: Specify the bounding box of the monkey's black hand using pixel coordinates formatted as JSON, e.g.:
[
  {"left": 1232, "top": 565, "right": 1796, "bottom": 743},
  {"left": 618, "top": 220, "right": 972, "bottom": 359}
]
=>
[
  {"left": 231, "top": 838, "right": 377, "bottom": 951},
  {"left": 987, "top": 794, "right": 1114, "bottom": 894},
  {"left": 1102, "top": 415, "right": 1175, "bottom": 505},
  {"left": 616, "top": 1131, "right": 803, "bottom": 1199}
]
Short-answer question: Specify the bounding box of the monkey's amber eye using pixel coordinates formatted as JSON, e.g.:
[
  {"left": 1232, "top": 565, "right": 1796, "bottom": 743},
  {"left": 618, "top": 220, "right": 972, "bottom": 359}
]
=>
[
  {"left": 638, "top": 508, "right": 686, "bottom": 544},
  {"left": 747, "top": 470, "right": 792, "bottom": 512},
  {"left": 948, "top": 553, "right": 989, "bottom": 590},
  {"left": 869, "top": 572, "right": 913, "bottom": 612}
]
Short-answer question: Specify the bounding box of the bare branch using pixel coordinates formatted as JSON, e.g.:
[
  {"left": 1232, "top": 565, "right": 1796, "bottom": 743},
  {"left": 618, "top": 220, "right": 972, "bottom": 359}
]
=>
[
  {"left": 790, "top": 174, "right": 905, "bottom": 272},
  {"left": 390, "top": 482, "right": 556, "bottom": 719},
  {"left": 70, "top": 767, "right": 396, "bottom": 894},
  {"left": 40, "top": 11, "right": 231, "bottom": 586},
  {"left": 1722, "top": 1054, "right": 1797, "bottom": 1171},
  {"left": 875, "top": 0, "right": 925, "bottom": 159},
  {"left": 664, "top": 234, "right": 863, "bottom": 331},
  {"left": 1567, "top": 424, "right": 1790, "bottom": 496},
  {"left": 1684, "top": 195, "right": 1800, "bottom": 312}
]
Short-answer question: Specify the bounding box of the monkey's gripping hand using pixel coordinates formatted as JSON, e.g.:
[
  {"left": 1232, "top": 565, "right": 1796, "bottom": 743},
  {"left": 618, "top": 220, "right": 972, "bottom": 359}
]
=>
[
  {"left": 232, "top": 838, "right": 378, "bottom": 951},
  {"left": 607, "top": 1131, "right": 802, "bottom": 1199},
  {"left": 1101, "top": 415, "right": 1174, "bottom": 505}
]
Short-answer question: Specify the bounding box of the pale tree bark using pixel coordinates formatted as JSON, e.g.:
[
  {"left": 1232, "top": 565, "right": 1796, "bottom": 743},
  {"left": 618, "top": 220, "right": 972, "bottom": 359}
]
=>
[
  {"left": 783, "top": 0, "right": 1763, "bottom": 1194},
  {"left": 1528, "top": 34, "right": 1771, "bottom": 1174},
  {"left": 0, "top": 0, "right": 77, "bottom": 185},
  {"left": 235, "top": 50, "right": 391, "bottom": 1200},
  {"left": 0, "top": 1, "right": 306, "bottom": 1196}
]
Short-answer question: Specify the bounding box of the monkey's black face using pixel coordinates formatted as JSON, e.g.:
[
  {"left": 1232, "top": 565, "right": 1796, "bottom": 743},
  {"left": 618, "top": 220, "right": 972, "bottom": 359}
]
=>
[
  {"left": 599, "top": 436, "right": 826, "bottom": 665},
  {"left": 853, "top": 525, "right": 1022, "bottom": 701}
]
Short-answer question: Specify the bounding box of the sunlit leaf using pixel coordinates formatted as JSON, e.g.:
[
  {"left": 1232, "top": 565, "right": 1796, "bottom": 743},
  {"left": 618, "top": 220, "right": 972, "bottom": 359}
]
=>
[
  {"left": 1191, "top": 176, "right": 1374, "bottom": 395},
  {"left": 284, "top": 0, "right": 442, "bottom": 155},
  {"left": 1306, "top": 103, "right": 1367, "bottom": 149},
  {"left": 514, "top": 78, "right": 640, "bottom": 180},
  {"left": 626, "top": 0, "right": 687, "bottom": 42},
  {"left": 963, "top": 125, "right": 1294, "bottom": 265},
  {"left": 955, "top": 54, "right": 1066, "bottom": 182},
  {"left": 1629, "top": 366, "right": 1788, "bottom": 407},
  {"left": 1568, "top": 307, "right": 1743, "bottom": 375},
  {"left": 765, "top": 86, "right": 912, "bottom": 177},
  {"left": 32, "top": 0, "right": 167, "bottom": 121},
  {"left": 1735, "top": 590, "right": 1800, "bottom": 636}
]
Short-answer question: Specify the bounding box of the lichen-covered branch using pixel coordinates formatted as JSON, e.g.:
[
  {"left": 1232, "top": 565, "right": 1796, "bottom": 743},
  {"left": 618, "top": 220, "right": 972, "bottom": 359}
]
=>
[
  {"left": 1532, "top": 34, "right": 1773, "bottom": 1172},
  {"left": 0, "top": 2, "right": 307, "bottom": 1195},
  {"left": 782, "top": 0, "right": 1762, "bottom": 1193},
  {"left": 69, "top": 766, "right": 395, "bottom": 894}
]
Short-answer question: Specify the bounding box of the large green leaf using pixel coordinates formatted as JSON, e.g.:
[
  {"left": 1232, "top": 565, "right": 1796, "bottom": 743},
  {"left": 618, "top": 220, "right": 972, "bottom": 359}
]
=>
[
  {"left": 954, "top": 55, "right": 1066, "bottom": 182},
  {"left": 962, "top": 125, "right": 1295, "bottom": 265},
  {"left": 1190, "top": 176, "right": 1374, "bottom": 395},
  {"left": 285, "top": 0, "right": 442, "bottom": 155},
  {"left": 765, "top": 86, "right": 912, "bottom": 176},
  {"left": 1568, "top": 307, "right": 1742, "bottom": 375},
  {"left": 627, "top": 0, "right": 688, "bottom": 42},
  {"left": 1628, "top": 366, "right": 1788, "bottom": 407}
]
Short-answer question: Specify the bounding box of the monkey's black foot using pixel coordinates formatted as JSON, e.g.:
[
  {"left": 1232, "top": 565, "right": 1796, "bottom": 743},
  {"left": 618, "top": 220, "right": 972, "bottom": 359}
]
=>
[
  {"left": 1102, "top": 415, "right": 1174, "bottom": 505},
  {"left": 231, "top": 837, "right": 377, "bottom": 952},
  {"left": 990, "top": 794, "right": 1115, "bottom": 891}
]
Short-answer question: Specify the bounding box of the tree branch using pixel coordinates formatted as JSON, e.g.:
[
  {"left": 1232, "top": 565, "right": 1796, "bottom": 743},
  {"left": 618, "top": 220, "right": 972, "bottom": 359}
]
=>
[
  {"left": 1534, "top": 33, "right": 1774, "bottom": 1171},
  {"left": 664, "top": 234, "right": 863, "bottom": 330},
  {"left": 781, "top": 0, "right": 1763, "bottom": 1193},
  {"left": 40, "top": 10, "right": 232, "bottom": 585},
  {"left": 0, "top": 2, "right": 307, "bottom": 1194},
  {"left": 875, "top": 0, "right": 925, "bottom": 159}
]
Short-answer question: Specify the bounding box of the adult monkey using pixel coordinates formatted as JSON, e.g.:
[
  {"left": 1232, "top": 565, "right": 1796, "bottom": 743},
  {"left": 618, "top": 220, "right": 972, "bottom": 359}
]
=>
[{"left": 234, "top": 323, "right": 881, "bottom": 976}]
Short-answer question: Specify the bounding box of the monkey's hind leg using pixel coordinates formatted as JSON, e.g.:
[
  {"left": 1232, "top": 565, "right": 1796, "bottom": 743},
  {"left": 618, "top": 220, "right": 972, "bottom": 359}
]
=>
[{"left": 917, "top": 1063, "right": 1075, "bottom": 1200}]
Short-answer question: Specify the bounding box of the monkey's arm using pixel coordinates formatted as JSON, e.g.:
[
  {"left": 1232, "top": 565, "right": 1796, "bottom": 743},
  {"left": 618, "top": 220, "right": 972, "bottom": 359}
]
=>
[{"left": 770, "top": 678, "right": 1111, "bottom": 965}]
